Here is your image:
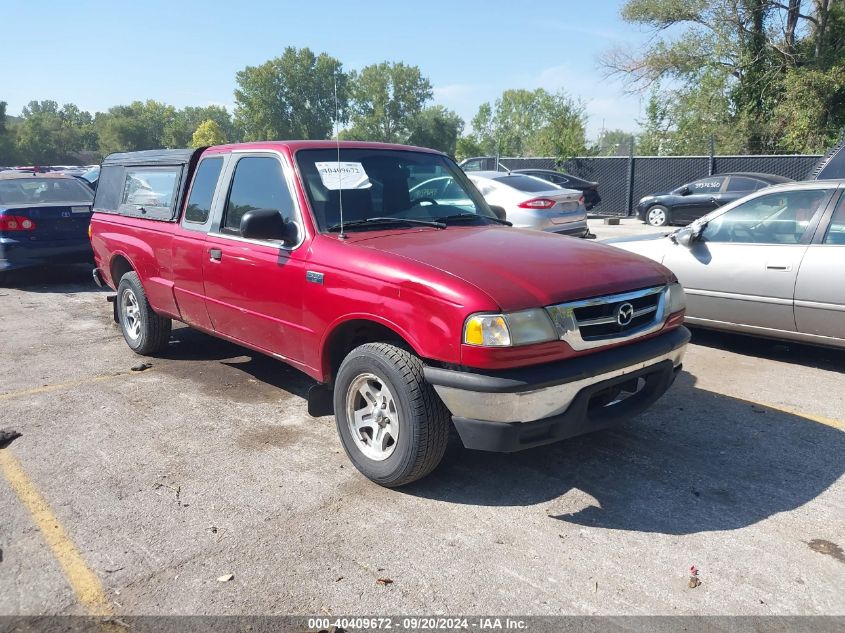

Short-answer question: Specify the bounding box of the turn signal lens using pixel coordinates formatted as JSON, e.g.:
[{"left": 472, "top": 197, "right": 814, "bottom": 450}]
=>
[
  {"left": 464, "top": 314, "right": 511, "bottom": 346},
  {"left": 463, "top": 309, "right": 558, "bottom": 347}
]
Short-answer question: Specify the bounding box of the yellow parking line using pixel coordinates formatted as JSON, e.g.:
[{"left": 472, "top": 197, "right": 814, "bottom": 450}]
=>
[
  {"left": 0, "top": 372, "right": 133, "bottom": 402},
  {"left": 0, "top": 450, "right": 113, "bottom": 616},
  {"left": 754, "top": 401, "right": 845, "bottom": 431}
]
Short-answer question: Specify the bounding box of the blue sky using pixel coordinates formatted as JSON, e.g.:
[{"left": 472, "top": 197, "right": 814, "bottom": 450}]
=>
[{"left": 1, "top": 0, "right": 652, "bottom": 141}]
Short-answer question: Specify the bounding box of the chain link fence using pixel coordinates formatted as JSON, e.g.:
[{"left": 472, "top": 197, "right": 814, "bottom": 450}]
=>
[{"left": 488, "top": 153, "right": 823, "bottom": 216}]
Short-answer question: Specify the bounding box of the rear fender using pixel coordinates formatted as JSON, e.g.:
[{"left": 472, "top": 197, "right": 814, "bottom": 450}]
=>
[{"left": 106, "top": 237, "right": 179, "bottom": 319}]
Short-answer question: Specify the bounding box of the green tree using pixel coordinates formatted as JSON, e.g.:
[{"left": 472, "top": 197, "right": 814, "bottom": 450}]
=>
[
  {"left": 234, "top": 47, "right": 347, "bottom": 141},
  {"left": 346, "top": 62, "right": 433, "bottom": 142},
  {"left": 164, "top": 105, "right": 237, "bottom": 148},
  {"left": 0, "top": 101, "right": 17, "bottom": 164},
  {"left": 95, "top": 100, "right": 175, "bottom": 155},
  {"left": 406, "top": 105, "right": 463, "bottom": 155},
  {"left": 773, "top": 65, "right": 845, "bottom": 153},
  {"left": 604, "top": 0, "right": 845, "bottom": 154},
  {"left": 461, "top": 89, "right": 587, "bottom": 160},
  {"left": 592, "top": 129, "right": 635, "bottom": 156},
  {"left": 14, "top": 101, "right": 97, "bottom": 164},
  {"left": 191, "top": 119, "right": 227, "bottom": 148},
  {"left": 528, "top": 92, "right": 588, "bottom": 160}
]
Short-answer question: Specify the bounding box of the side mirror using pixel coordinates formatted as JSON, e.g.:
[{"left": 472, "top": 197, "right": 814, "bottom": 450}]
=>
[
  {"left": 240, "top": 208, "right": 299, "bottom": 245},
  {"left": 673, "top": 226, "right": 697, "bottom": 248},
  {"left": 679, "top": 186, "right": 691, "bottom": 196},
  {"left": 489, "top": 205, "right": 507, "bottom": 222}
]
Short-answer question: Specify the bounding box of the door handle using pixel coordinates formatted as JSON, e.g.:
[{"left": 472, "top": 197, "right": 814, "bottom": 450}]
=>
[
  {"left": 766, "top": 262, "right": 791, "bottom": 271},
  {"left": 209, "top": 248, "right": 222, "bottom": 262}
]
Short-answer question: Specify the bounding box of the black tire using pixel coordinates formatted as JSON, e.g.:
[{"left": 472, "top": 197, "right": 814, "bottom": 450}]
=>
[
  {"left": 645, "top": 204, "right": 671, "bottom": 227},
  {"left": 333, "top": 342, "right": 451, "bottom": 487},
  {"left": 116, "top": 271, "right": 171, "bottom": 355}
]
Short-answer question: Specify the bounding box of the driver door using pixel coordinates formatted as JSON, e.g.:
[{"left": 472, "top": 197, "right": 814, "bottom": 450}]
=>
[
  {"left": 663, "top": 187, "right": 836, "bottom": 332},
  {"left": 672, "top": 176, "right": 725, "bottom": 224}
]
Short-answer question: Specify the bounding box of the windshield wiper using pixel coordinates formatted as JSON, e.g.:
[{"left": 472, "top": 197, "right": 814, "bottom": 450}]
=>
[
  {"left": 438, "top": 213, "right": 512, "bottom": 226},
  {"left": 327, "top": 217, "right": 446, "bottom": 232}
]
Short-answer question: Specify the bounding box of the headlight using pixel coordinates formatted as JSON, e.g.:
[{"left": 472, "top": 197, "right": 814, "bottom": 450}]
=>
[
  {"left": 667, "top": 282, "right": 686, "bottom": 314},
  {"left": 463, "top": 309, "right": 558, "bottom": 347}
]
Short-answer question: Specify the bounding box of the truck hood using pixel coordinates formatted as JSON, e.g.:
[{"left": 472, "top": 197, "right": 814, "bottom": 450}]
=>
[{"left": 347, "top": 226, "right": 674, "bottom": 311}]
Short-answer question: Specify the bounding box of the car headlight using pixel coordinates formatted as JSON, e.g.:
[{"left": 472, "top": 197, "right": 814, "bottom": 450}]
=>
[
  {"left": 463, "top": 309, "right": 558, "bottom": 347},
  {"left": 667, "top": 282, "right": 686, "bottom": 314}
]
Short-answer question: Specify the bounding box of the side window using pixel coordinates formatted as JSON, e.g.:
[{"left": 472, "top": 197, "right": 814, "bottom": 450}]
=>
[
  {"left": 823, "top": 193, "right": 845, "bottom": 245},
  {"left": 726, "top": 176, "right": 764, "bottom": 193},
  {"left": 701, "top": 189, "right": 833, "bottom": 245},
  {"left": 119, "top": 167, "right": 181, "bottom": 218},
  {"left": 222, "top": 157, "right": 295, "bottom": 235},
  {"left": 184, "top": 157, "right": 223, "bottom": 224},
  {"left": 462, "top": 159, "right": 482, "bottom": 172},
  {"left": 689, "top": 177, "right": 724, "bottom": 194}
]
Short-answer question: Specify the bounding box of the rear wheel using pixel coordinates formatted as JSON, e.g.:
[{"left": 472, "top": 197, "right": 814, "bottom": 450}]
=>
[
  {"left": 334, "top": 343, "right": 450, "bottom": 487},
  {"left": 646, "top": 205, "right": 670, "bottom": 227},
  {"left": 116, "top": 272, "right": 171, "bottom": 355}
]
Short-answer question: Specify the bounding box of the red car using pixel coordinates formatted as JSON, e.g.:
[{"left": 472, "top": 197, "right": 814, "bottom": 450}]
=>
[{"left": 90, "top": 142, "right": 689, "bottom": 486}]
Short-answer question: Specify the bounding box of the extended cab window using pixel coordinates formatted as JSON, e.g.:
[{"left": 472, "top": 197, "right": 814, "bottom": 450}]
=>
[
  {"left": 222, "top": 157, "right": 295, "bottom": 236},
  {"left": 184, "top": 157, "right": 223, "bottom": 224},
  {"left": 119, "top": 167, "right": 180, "bottom": 218}
]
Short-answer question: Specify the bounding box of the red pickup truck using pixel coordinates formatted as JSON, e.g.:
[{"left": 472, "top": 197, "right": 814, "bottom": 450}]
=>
[{"left": 90, "top": 142, "right": 689, "bottom": 486}]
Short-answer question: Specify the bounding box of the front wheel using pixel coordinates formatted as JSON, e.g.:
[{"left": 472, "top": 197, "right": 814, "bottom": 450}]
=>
[
  {"left": 116, "top": 271, "right": 172, "bottom": 355},
  {"left": 646, "top": 205, "right": 670, "bottom": 227},
  {"left": 333, "top": 343, "right": 451, "bottom": 487}
]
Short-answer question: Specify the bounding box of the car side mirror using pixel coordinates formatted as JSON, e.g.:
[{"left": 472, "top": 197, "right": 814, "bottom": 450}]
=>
[
  {"left": 240, "top": 208, "right": 299, "bottom": 245},
  {"left": 679, "top": 186, "right": 690, "bottom": 196},
  {"left": 489, "top": 205, "right": 507, "bottom": 222},
  {"left": 673, "top": 226, "right": 697, "bottom": 248}
]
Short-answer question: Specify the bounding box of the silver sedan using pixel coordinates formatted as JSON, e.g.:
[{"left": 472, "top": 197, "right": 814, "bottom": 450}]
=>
[
  {"left": 606, "top": 180, "right": 845, "bottom": 348},
  {"left": 467, "top": 171, "right": 589, "bottom": 237}
]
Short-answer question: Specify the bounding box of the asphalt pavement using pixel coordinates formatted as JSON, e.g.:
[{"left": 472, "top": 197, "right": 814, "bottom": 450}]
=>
[{"left": 0, "top": 251, "right": 843, "bottom": 619}]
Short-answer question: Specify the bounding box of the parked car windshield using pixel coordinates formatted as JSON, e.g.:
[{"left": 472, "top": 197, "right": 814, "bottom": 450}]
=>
[
  {"left": 296, "top": 148, "right": 495, "bottom": 232},
  {"left": 0, "top": 177, "right": 93, "bottom": 206}
]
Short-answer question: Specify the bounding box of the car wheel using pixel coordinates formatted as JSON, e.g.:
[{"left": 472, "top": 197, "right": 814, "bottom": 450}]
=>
[
  {"left": 646, "top": 205, "right": 670, "bottom": 227},
  {"left": 116, "top": 271, "right": 172, "bottom": 355},
  {"left": 334, "top": 342, "right": 451, "bottom": 487}
]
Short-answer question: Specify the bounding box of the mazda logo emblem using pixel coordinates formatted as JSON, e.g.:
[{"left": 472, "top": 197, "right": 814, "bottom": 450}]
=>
[{"left": 616, "top": 302, "right": 635, "bottom": 326}]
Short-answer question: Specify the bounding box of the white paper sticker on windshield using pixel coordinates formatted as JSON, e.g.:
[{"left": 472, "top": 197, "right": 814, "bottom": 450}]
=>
[{"left": 315, "top": 161, "right": 371, "bottom": 190}]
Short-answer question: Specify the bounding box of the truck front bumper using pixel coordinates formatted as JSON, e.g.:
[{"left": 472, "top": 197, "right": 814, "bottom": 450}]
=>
[{"left": 423, "top": 326, "right": 690, "bottom": 452}]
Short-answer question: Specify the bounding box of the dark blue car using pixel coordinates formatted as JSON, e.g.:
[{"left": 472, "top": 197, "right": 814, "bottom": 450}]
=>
[{"left": 0, "top": 173, "right": 94, "bottom": 274}]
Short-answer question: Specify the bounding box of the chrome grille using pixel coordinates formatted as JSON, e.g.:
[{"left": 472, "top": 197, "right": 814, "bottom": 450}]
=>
[{"left": 545, "top": 286, "right": 668, "bottom": 351}]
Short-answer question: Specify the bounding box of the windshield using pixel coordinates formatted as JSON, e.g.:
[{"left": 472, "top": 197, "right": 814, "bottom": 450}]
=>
[
  {"left": 81, "top": 167, "right": 99, "bottom": 183},
  {"left": 0, "top": 177, "right": 94, "bottom": 206},
  {"left": 296, "top": 148, "right": 495, "bottom": 232}
]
